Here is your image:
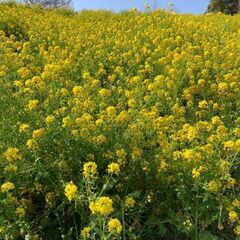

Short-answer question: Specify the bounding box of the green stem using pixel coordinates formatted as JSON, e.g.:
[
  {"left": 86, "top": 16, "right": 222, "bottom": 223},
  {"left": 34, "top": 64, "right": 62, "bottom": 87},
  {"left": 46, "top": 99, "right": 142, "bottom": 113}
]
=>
[
  {"left": 98, "top": 179, "right": 109, "bottom": 197},
  {"left": 122, "top": 205, "right": 126, "bottom": 240},
  {"left": 195, "top": 186, "right": 199, "bottom": 240}
]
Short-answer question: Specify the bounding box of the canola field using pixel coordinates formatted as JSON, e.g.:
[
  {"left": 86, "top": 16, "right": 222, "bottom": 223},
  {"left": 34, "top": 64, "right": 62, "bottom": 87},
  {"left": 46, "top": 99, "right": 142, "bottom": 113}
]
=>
[{"left": 0, "top": 3, "right": 240, "bottom": 240}]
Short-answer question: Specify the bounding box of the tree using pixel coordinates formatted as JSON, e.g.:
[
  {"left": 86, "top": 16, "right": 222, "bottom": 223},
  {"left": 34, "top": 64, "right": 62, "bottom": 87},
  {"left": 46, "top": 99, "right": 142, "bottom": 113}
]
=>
[
  {"left": 207, "top": 0, "right": 239, "bottom": 15},
  {"left": 22, "top": 0, "right": 73, "bottom": 8}
]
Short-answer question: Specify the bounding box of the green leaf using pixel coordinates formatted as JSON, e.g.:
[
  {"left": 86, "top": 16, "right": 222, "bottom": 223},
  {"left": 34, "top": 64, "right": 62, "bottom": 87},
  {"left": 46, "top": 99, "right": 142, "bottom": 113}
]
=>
[
  {"left": 157, "top": 222, "right": 167, "bottom": 237},
  {"left": 198, "top": 231, "right": 218, "bottom": 240}
]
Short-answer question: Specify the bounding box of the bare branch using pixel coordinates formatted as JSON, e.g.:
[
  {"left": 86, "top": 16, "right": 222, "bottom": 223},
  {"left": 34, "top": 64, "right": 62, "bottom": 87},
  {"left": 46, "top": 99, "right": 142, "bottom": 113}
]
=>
[{"left": 22, "top": 0, "right": 73, "bottom": 8}]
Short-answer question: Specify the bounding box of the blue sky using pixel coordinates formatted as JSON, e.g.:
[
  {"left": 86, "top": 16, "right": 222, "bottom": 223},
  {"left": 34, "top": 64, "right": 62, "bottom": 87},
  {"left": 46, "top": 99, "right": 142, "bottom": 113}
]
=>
[{"left": 73, "top": 0, "right": 210, "bottom": 14}]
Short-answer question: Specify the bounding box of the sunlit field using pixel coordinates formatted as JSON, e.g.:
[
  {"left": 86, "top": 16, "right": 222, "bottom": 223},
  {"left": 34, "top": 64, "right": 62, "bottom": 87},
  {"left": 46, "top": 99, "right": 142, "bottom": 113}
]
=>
[{"left": 0, "top": 3, "right": 239, "bottom": 240}]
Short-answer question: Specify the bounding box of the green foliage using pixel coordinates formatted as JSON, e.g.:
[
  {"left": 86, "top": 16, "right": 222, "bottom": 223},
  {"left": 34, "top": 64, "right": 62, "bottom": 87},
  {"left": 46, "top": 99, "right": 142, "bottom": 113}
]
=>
[
  {"left": 51, "top": 6, "right": 76, "bottom": 16},
  {"left": 207, "top": 0, "right": 239, "bottom": 15},
  {"left": 0, "top": 0, "right": 18, "bottom": 6}
]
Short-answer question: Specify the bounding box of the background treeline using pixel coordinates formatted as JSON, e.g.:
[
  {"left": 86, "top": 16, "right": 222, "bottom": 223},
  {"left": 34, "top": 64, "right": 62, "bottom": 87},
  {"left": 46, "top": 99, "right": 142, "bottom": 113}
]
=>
[
  {"left": 207, "top": 0, "right": 240, "bottom": 15},
  {"left": 0, "top": 0, "right": 73, "bottom": 8},
  {"left": 0, "top": 0, "right": 240, "bottom": 14}
]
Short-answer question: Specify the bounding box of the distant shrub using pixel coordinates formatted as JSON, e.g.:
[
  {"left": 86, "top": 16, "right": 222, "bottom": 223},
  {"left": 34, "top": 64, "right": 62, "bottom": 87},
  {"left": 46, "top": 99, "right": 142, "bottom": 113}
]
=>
[
  {"left": 207, "top": 0, "right": 239, "bottom": 15},
  {"left": 51, "top": 7, "right": 76, "bottom": 16},
  {"left": 0, "top": 0, "right": 18, "bottom": 6}
]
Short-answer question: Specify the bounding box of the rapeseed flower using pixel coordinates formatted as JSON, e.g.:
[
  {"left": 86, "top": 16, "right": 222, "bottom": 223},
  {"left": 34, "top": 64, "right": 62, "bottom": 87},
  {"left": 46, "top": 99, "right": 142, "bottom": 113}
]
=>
[
  {"left": 4, "top": 147, "right": 21, "bottom": 162},
  {"left": 89, "top": 197, "right": 113, "bottom": 216},
  {"left": 1, "top": 182, "right": 15, "bottom": 193},
  {"left": 64, "top": 181, "right": 78, "bottom": 201},
  {"left": 125, "top": 197, "right": 136, "bottom": 209},
  {"left": 19, "top": 123, "right": 30, "bottom": 133},
  {"left": 83, "top": 162, "right": 98, "bottom": 179},
  {"left": 228, "top": 211, "right": 238, "bottom": 223},
  {"left": 26, "top": 99, "right": 39, "bottom": 111},
  {"left": 15, "top": 207, "right": 25, "bottom": 218},
  {"left": 108, "top": 218, "right": 122, "bottom": 234},
  {"left": 80, "top": 227, "right": 91, "bottom": 239},
  {"left": 107, "top": 163, "right": 120, "bottom": 175}
]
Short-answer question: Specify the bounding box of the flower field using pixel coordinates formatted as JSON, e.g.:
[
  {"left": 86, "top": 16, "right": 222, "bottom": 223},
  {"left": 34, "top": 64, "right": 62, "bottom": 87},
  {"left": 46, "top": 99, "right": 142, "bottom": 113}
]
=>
[{"left": 0, "top": 3, "right": 240, "bottom": 240}]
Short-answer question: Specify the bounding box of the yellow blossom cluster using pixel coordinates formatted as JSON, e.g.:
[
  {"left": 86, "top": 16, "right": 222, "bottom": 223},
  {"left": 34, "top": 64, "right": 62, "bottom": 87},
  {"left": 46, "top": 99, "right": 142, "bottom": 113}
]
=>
[
  {"left": 83, "top": 161, "right": 98, "bottom": 178},
  {"left": 107, "top": 218, "right": 122, "bottom": 234},
  {"left": 1, "top": 182, "right": 15, "bottom": 193},
  {"left": 107, "top": 162, "right": 120, "bottom": 175},
  {"left": 64, "top": 181, "right": 78, "bottom": 201},
  {"left": 89, "top": 197, "right": 113, "bottom": 216}
]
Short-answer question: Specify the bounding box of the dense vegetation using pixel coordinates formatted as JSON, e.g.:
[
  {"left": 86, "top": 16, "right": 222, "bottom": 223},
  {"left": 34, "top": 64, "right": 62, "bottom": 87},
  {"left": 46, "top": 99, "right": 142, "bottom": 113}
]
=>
[
  {"left": 207, "top": 0, "right": 239, "bottom": 15},
  {"left": 0, "top": 3, "right": 239, "bottom": 240}
]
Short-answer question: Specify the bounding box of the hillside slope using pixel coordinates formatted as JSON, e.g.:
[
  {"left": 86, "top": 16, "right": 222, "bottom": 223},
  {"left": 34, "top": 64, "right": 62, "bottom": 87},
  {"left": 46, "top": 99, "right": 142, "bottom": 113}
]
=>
[{"left": 0, "top": 4, "right": 240, "bottom": 240}]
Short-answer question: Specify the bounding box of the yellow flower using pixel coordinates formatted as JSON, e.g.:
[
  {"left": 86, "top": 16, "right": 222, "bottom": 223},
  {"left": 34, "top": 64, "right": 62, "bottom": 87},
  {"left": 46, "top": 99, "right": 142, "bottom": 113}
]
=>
[
  {"left": 198, "top": 100, "right": 208, "bottom": 109},
  {"left": 108, "top": 218, "right": 122, "bottom": 234},
  {"left": 233, "top": 128, "right": 240, "bottom": 137},
  {"left": 26, "top": 99, "right": 39, "bottom": 111},
  {"left": 26, "top": 138, "right": 38, "bottom": 150},
  {"left": 125, "top": 197, "right": 136, "bottom": 209},
  {"left": 183, "top": 219, "right": 192, "bottom": 230},
  {"left": 106, "top": 106, "right": 117, "bottom": 115},
  {"left": 72, "top": 86, "right": 84, "bottom": 96},
  {"left": 223, "top": 140, "right": 236, "bottom": 151},
  {"left": 4, "top": 164, "right": 17, "bottom": 173},
  {"left": 192, "top": 168, "right": 200, "bottom": 178},
  {"left": 0, "top": 227, "right": 5, "bottom": 235},
  {"left": 115, "top": 111, "right": 130, "bottom": 124},
  {"left": 207, "top": 181, "right": 220, "bottom": 193},
  {"left": 131, "top": 147, "right": 142, "bottom": 160},
  {"left": 83, "top": 162, "right": 98, "bottom": 179},
  {"left": 89, "top": 197, "right": 113, "bottom": 216},
  {"left": 234, "top": 225, "right": 240, "bottom": 236},
  {"left": 7, "top": 194, "right": 17, "bottom": 204},
  {"left": 45, "top": 192, "right": 55, "bottom": 205},
  {"left": 99, "top": 88, "right": 110, "bottom": 98},
  {"left": 62, "top": 116, "right": 73, "bottom": 128},
  {"left": 95, "top": 119, "right": 104, "bottom": 127},
  {"left": 213, "top": 103, "right": 220, "bottom": 110},
  {"left": 218, "top": 82, "right": 228, "bottom": 93},
  {"left": 71, "top": 129, "right": 79, "bottom": 138},
  {"left": 0, "top": 70, "right": 7, "bottom": 77},
  {"left": 218, "top": 223, "right": 224, "bottom": 230},
  {"left": 107, "top": 163, "right": 120, "bottom": 175},
  {"left": 219, "top": 159, "right": 229, "bottom": 172},
  {"left": 64, "top": 181, "right": 78, "bottom": 201},
  {"left": 1, "top": 181, "right": 15, "bottom": 193},
  {"left": 60, "top": 88, "right": 69, "bottom": 96},
  {"left": 232, "top": 199, "right": 240, "bottom": 208},
  {"left": 227, "top": 177, "right": 236, "bottom": 188},
  {"left": 192, "top": 166, "right": 204, "bottom": 179},
  {"left": 81, "top": 226, "right": 91, "bottom": 239},
  {"left": 15, "top": 207, "right": 25, "bottom": 218},
  {"left": 32, "top": 128, "right": 44, "bottom": 139},
  {"left": 45, "top": 115, "right": 55, "bottom": 124},
  {"left": 211, "top": 116, "right": 222, "bottom": 125},
  {"left": 116, "top": 149, "right": 127, "bottom": 159},
  {"left": 92, "top": 134, "right": 107, "bottom": 146},
  {"left": 4, "top": 147, "right": 21, "bottom": 162},
  {"left": 19, "top": 123, "right": 30, "bottom": 133},
  {"left": 182, "top": 149, "right": 201, "bottom": 162},
  {"left": 228, "top": 211, "right": 238, "bottom": 223},
  {"left": 80, "top": 128, "right": 90, "bottom": 139},
  {"left": 127, "top": 98, "right": 136, "bottom": 108},
  {"left": 89, "top": 202, "right": 98, "bottom": 214}
]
